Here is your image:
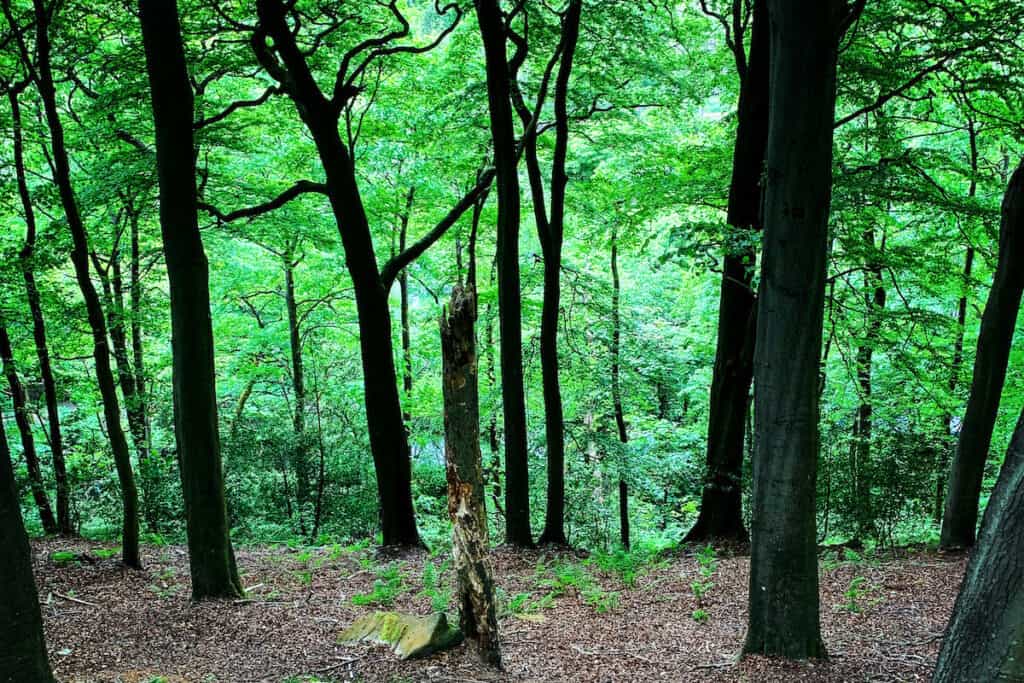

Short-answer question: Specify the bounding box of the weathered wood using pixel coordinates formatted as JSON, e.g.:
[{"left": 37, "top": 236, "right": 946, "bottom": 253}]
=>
[{"left": 441, "top": 286, "right": 502, "bottom": 667}]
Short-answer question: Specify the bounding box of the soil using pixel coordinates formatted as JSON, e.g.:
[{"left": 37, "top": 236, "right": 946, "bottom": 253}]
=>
[{"left": 32, "top": 538, "right": 966, "bottom": 682}]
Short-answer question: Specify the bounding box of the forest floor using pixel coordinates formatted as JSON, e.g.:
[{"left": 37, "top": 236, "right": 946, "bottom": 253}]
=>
[{"left": 33, "top": 538, "right": 965, "bottom": 682}]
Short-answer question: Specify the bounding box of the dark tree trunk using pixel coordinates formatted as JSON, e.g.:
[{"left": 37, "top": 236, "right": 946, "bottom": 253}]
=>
[
  {"left": 610, "top": 226, "right": 630, "bottom": 550},
  {"left": 139, "top": 0, "right": 243, "bottom": 598},
  {"left": 0, "top": 406, "right": 56, "bottom": 683},
  {"left": 442, "top": 286, "right": 502, "bottom": 667},
  {"left": 399, "top": 187, "right": 415, "bottom": 425},
  {"left": 284, "top": 255, "right": 310, "bottom": 535},
  {"left": 128, "top": 205, "right": 149, "bottom": 455},
  {"left": 484, "top": 307, "right": 504, "bottom": 520},
  {"left": 16, "top": 0, "right": 142, "bottom": 567},
  {"left": 475, "top": 0, "right": 533, "bottom": 547},
  {"left": 744, "top": 0, "right": 852, "bottom": 659},
  {"left": 933, "top": 406, "right": 1024, "bottom": 682},
  {"left": 10, "top": 87, "right": 72, "bottom": 535},
  {"left": 253, "top": 0, "right": 422, "bottom": 547},
  {"left": 687, "top": 0, "right": 768, "bottom": 545},
  {"left": 849, "top": 229, "right": 886, "bottom": 542},
  {"left": 936, "top": 245, "right": 973, "bottom": 522},
  {"left": 941, "top": 159, "right": 1024, "bottom": 550},
  {"left": 0, "top": 324, "right": 57, "bottom": 535}
]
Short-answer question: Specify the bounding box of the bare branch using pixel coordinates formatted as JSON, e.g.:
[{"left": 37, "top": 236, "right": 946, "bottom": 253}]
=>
[{"left": 199, "top": 180, "right": 328, "bottom": 223}]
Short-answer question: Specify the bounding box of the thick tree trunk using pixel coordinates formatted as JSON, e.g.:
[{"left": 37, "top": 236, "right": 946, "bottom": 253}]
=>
[
  {"left": 0, "top": 324, "right": 57, "bottom": 535},
  {"left": 0, "top": 406, "right": 56, "bottom": 683},
  {"left": 744, "top": 0, "right": 850, "bottom": 659},
  {"left": 933, "top": 406, "right": 1024, "bottom": 682},
  {"left": 139, "top": 0, "right": 243, "bottom": 598},
  {"left": 476, "top": 0, "right": 532, "bottom": 547},
  {"left": 284, "top": 256, "right": 310, "bottom": 535},
  {"left": 850, "top": 230, "right": 886, "bottom": 542},
  {"left": 442, "top": 286, "right": 502, "bottom": 667},
  {"left": 688, "top": 0, "right": 767, "bottom": 545},
  {"left": 941, "top": 159, "right": 1024, "bottom": 549},
  {"left": 10, "top": 88, "right": 72, "bottom": 535},
  {"left": 610, "top": 226, "right": 630, "bottom": 550},
  {"left": 21, "top": 0, "right": 141, "bottom": 567}
]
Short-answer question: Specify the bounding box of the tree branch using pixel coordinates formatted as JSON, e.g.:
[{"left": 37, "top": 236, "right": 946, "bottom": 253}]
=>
[{"left": 199, "top": 180, "right": 328, "bottom": 223}]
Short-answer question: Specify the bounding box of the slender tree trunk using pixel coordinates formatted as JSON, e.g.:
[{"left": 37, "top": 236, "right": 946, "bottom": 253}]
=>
[
  {"left": 0, "top": 324, "right": 57, "bottom": 535},
  {"left": 0, "top": 405, "right": 56, "bottom": 683},
  {"left": 10, "top": 87, "right": 72, "bottom": 535},
  {"left": 688, "top": 0, "right": 768, "bottom": 545},
  {"left": 284, "top": 256, "right": 310, "bottom": 535},
  {"left": 610, "top": 226, "right": 630, "bottom": 550},
  {"left": 484, "top": 306, "right": 504, "bottom": 520},
  {"left": 399, "top": 187, "right": 415, "bottom": 425},
  {"left": 933, "top": 406, "right": 1024, "bottom": 682},
  {"left": 936, "top": 246, "right": 973, "bottom": 522},
  {"left": 940, "top": 159, "right": 1024, "bottom": 549},
  {"left": 850, "top": 229, "right": 886, "bottom": 542},
  {"left": 139, "top": 0, "right": 242, "bottom": 597},
  {"left": 254, "top": 0, "right": 424, "bottom": 547},
  {"left": 128, "top": 204, "right": 150, "bottom": 455},
  {"left": 13, "top": 0, "right": 141, "bottom": 567},
  {"left": 744, "top": 0, "right": 852, "bottom": 659},
  {"left": 476, "top": 0, "right": 533, "bottom": 547},
  {"left": 442, "top": 286, "right": 502, "bottom": 667}
]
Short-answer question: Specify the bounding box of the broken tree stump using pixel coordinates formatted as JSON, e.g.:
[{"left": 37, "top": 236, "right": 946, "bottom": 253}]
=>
[
  {"left": 441, "top": 285, "right": 502, "bottom": 667},
  {"left": 338, "top": 611, "right": 462, "bottom": 660}
]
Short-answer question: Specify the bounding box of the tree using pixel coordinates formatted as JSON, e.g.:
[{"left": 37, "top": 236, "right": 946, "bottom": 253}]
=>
[
  {"left": 138, "top": 0, "right": 243, "bottom": 599},
  {"left": 940, "top": 158, "right": 1024, "bottom": 549},
  {"left": 933, "top": 405, "right": 1024, "bottom": 682},
  {"left": 0, "top": 404, "right": 56, "bottom": 683},
  {"left": 687, "top": 0, "right": 768, "bottom": 544},
  {"left": 610, "top": 224, "right": 630, "bottom": 550},
  {"left": 441, "top": 285, "right": 501, "bottom": 667},
  {"left": 744, "top": 0, "right": 863, "bottom": 659},
  {"left": 3, "top": 0, "right": 142, "bottom": 568},
  {"left": 475, "top": 0, "right": 533, "bottom": 547}
]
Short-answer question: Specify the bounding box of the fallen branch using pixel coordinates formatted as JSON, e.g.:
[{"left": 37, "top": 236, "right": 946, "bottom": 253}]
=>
[{"left": 53, "top": 591, "right": 99, "bottom": 608}]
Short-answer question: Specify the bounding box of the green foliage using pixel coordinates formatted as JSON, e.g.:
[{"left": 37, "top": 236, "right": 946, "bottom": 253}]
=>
[
  {"left": 351, "top": 563, "right": 408, "bottom": 608},
  {"left": 418, "top": 559, "right": 453, "bottom": 613},
  {"left": 690, "top": 545, "right": 717, "bottom": 623}
]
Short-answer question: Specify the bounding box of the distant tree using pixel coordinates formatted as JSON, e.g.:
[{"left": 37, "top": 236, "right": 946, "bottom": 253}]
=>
[
  {"left": 941, "top": 159, "right": 1024, "bottom": 549},
  {"left": 138, "top": 0, "right": 243, "bottom": 599},
  {"left": 744, "top": 0, "right": 864, "bottom": 659}
]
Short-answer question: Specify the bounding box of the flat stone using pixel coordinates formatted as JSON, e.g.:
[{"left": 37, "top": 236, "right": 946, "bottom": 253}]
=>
[{"left": 338, "top": 611, "right": 463, "bottom": 660}]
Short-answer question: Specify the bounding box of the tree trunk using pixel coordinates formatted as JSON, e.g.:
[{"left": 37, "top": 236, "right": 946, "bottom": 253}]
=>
[
  {"left": 139, "top": 0, "right": 243, "bottom": 597},
  {"left": 687, "top": 0, "right": 767, "bottom": 545},
  {"left": 10, "top": 87, "right": 72, "bottom": 535},
  {"left": 610, "top": 226, "right": 630, "bottom": 551},
  {"left": 442, "top": 286, "right": 502, "bottom": 667},
  {"left": 850, "top": 229, "right": 886, "bottom": 542},
  {"left": 284, "top": 255, "right": 310, "bottom": 535},
  {"left": 0, "top": 324, "right": 57, "bottom": 535},
  {"left": 400, "top": 187, "right": 415, "bottom": 425},
  {"left": 941, "top": 159, "right": 1024, "bottom": 549},
  {"left": 15, "top": 0, "right": 141, "bottom": 567},
  {"left": 128, "top": 204, "right": 150, "bottom": 456},
  {"left": 744, "top": 0, "right": 851, "bottom": 659},
  {"left": 0, "top": 405, "right": 56, "bottom": 683},
  {"left": 484, "top": 307, "right": 504, "bottom": 520},
  {"left": 476, "top": 0, "right": 533, "bottom": 547},
  {"left": 253, "top": 0, "right": 425, "bottom": 547},
  {"left": 933, "top": 406, "right": 1024, "bottom": 682}
]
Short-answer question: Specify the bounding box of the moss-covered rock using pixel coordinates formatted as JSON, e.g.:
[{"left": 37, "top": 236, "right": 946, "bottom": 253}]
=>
[{"left": 338, "top": 611, "right": 463, "bottom": 660}]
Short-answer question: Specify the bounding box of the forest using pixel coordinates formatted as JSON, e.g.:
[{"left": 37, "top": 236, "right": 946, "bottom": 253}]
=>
[{"left": 1, "top": 0, "right": 1023, "bottom": 680}]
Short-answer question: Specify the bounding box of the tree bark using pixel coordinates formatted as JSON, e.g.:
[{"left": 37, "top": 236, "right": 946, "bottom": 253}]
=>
[
  {"left": 687, "top": 0, "right": 768, "bottom": 545},
  {"left": 442, "top": 286, "right": 502, "bottom": 667},
  {"left": 475, "top": 0, "right": 533, "bottom": 547},
  {"left": 284, "top": 255, "right": 310, "bottom": 535},
  {"left": 399, "top": 187, "right": 415, "bottom": 426},
  {"left": 940, "top": 159, "right": 1024, "bottom": 549},
  {"left": 610, "top": 225, "right": 630, "bottom": 550},
  {"left": 10, "top": 86, "right": 72, "bottom": 535},
  {"left": 0, "top": 324, "right": 57, "bottom": 535},
  {"left": 0, "top": 405, "right": 56, "bottom": 683},
  {"left": 933, "top": 406, "right": 1024, "bottom": 682},
  {"left": 139, "top": 0, "right": 243, "bottom": 598},
  {"left": 11, "top": 0, "right": 142, "bottom": 567},
  {"left": 744, "top": 0, "right": 852, "bottom": 659}
]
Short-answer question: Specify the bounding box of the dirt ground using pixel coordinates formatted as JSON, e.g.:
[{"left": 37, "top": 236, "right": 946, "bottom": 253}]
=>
[{"left": 31, "top": 538, "right": 965, "bottom": 682}]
